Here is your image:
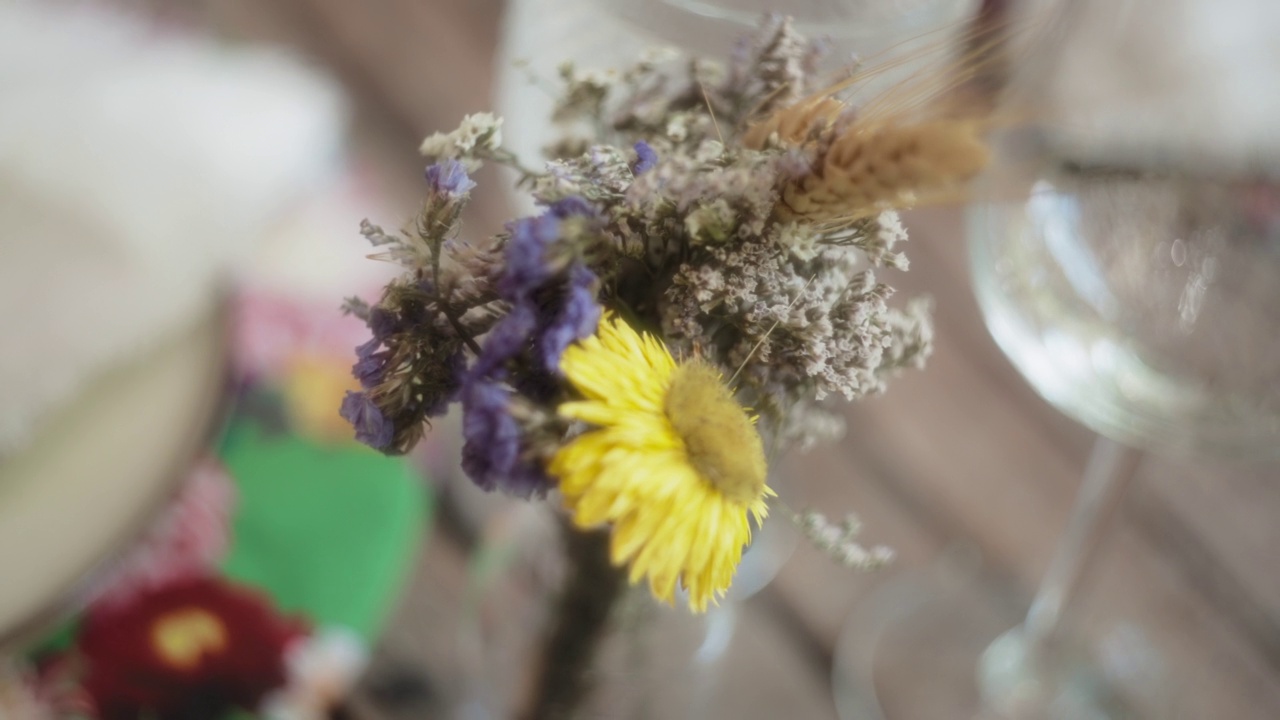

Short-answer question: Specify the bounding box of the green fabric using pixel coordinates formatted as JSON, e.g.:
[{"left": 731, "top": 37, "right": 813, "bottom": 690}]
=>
[{"left": 217, "top": 417, "right": 431, "bottom": 641}]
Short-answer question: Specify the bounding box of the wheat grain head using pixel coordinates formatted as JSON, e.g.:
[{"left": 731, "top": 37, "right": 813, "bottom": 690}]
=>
[
  {"left": 741, "top": 95, "right": 848, "bottom": 150},
  {"left": 780, "top": 118, "right": 990, "bottom": 222}
]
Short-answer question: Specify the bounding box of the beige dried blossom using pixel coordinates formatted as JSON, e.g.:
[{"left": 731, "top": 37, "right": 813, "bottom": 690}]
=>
[
  {"left": 553, "top": 62, "right": 619, "bottom": 123},
  {"left": 418, "top": 112, "right": 504, "bottom": 167}
]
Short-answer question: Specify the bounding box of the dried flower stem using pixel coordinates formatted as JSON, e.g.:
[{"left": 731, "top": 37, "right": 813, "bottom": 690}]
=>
[
  {"left": 779, "top": 500, "right": 896, "bottom": 570},
  {"left": 520, "top": 521, "right": 626, "bottom": 720},
  {"left": 479, "top": 147, "right": 545, "bottom": 184},
  {"left": 440, "top": 302, "right": 484, "bottom": 356}
]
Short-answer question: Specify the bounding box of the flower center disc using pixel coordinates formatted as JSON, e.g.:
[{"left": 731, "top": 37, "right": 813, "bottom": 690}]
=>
[
  {"left": 151, "top": 607, "right": 229, "bottom": 671},
  {"left": 663, "top": 360, "right": 767, "bottom": 505}
]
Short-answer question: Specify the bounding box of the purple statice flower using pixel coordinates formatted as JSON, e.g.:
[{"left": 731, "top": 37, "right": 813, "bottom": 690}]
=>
[
  {"left": 632, "top": 140, "right": 658, "bottom": 175},
  {"left": 471, "top": 303, "right": 538, "bottom": 380},
  {"left": 538, "top": 263, "right": 601, "bottom": 370},
  {"left": 476, "top": 206, "right": 602, "bottom": 380},
  {"left": 457, "top": 197, "right": 602, "bottom": 491},
  {"left": 548, "top": 195, "right": 598, "bottom": 219},
  {"left": 352, "top": 337, "right": 389, "bottom": 389},
  {"left": 367, "top": 307, "right": 401, "bottom": 341},
  {"left": 340, "top": 391, "right": 394, "bottom": 450},
  {"left": 459, "top": 379, "right": 552, "bottom": 497},
  {"left": 352, "top": 306, "right": 402, "bottom": 389},
  {"left": 425, "top": 159, "right": 477, "bottom": 198},
  {"left": 497, "top": 197, "right": 599, "bottom": 305},
  {"left": 498, "top": 214, "right": 562, "bottom": 302}
]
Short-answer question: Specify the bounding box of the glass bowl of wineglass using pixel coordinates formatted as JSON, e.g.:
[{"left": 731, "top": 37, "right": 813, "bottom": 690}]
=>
[{"left": 834, "top": 0, "right": 1280, "bottom": 717}]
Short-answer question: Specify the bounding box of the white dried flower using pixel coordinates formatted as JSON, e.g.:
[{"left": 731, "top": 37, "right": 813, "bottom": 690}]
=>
[
  {"left": 637, "top": 46, "right": 681, "bottom": 68},
  {"left": 880, "top": 296, "right": 935, "bottom": 371},
  {"left": 554, "top": 62, "right": 619, "bottom": 122},
  {"left": 666, "top": 239, "right": 900, "bottom": 402},
  {"left": 728, "top": 14, "right": 818, "bottom": 114},
  {"left": 694, "top": 139, "right": 725, "bottom": 163},
  {"left": 666, "top": 114, "right": 690, "bottom": 142},
  {"left": 773, "top": 221, "right": 823, "bottom": 262},
  {"left": 532, "top": 145, "right": 632, "bottom": 205},
  {"left": 794, "top": 510, "right": 895, "bottom": 570},
  {"left": 773, "top": 397, "right": 847, "bottom": 451},
  {"left": 861, "top": 210, "right": 911, "bottom": 270},
  {"left": 684, "top": 199, "right": 736, "bottom": 244},
  {"left": 418, "top": 112, "right": 504, "bottom": 167}
]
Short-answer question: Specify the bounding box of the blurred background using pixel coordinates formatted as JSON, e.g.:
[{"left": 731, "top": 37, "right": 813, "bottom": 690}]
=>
[{"left": 1, "top": 0, "right": 1278, "bottom": 718}]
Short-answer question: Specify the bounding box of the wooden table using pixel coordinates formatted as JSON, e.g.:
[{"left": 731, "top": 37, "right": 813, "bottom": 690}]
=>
[{"left": 178, "top": 1, "right": 1280, "bottom": 716}]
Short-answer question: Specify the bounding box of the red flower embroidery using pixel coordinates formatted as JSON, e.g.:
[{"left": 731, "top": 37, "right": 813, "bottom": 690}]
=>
[{"left": 77, "top": 577, "right": 307, "bottom": 720}]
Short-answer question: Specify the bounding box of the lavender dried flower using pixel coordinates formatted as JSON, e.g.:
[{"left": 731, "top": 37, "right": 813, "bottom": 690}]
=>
[
  {"left": 631, "top": 141, "right": 658, "bottom": 174},
  {"left": 459, "top": 379, "right": 553, "bottom": 498},
  {"left": 425, "top": 158, "right": 478, "bottom": 198},
  {"left": 343, "top": 279, "right": 470, "bottom": 454},
  {"left": 339, "top": 391, "right": 393, "bottom": 451}
]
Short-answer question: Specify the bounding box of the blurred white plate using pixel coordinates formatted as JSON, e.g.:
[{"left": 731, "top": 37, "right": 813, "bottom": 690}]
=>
[{"left": 0, "top": 307, "right": 230, "bottom": 648}]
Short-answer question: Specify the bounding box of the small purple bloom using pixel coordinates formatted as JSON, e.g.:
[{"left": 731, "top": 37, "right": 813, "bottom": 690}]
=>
[
  {"left": 352, "top": 338, "right": 389, "bottom": 389},
  {"left": 548, "top": 196, "right": 597, "bottom": 219},
  {"left": 478, "top": 199, "right": 602, "bottom": 382},
  {"left": 633, "top": 141, "right": 658, "bottom": 175},
  {"left": 340, "top": 391, "right": 394, "bottom": 450},
  {"left": 459, "top": 380, "right": 551, "bottom": 497},
  {"left": 425, "top": 159, "right": 477, "bottom": 198},
  {"left": 499, "top": 214, "right": 562, "bottom": 302},
  {"left": 367, "top": 307, "right": 401, "bottom": 342},
  {"left": 538, "top": 264, "right": 601, "bottom": 371},
  {"left": 498, "top": 199, "right": 597, "bottom": 303},
  {"left": 471, "top": 303, "right": 538, "bottom": 380},
  {"left": 355, "top": 337, "right": 380, "bottom": 360}
]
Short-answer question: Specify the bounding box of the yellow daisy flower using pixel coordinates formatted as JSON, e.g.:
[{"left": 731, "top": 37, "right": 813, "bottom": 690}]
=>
[{"left": 549, "top": 315, "right": 774, "bottom": 612}]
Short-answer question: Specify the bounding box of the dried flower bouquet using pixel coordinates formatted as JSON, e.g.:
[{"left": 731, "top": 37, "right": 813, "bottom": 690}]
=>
[{"left": 339, "top": 14, "right": 987, "bottom": 718}]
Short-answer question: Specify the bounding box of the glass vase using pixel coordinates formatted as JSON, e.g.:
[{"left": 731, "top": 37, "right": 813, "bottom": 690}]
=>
[{"left": 453, "top": 500, "right": 814, "bottom": 720}]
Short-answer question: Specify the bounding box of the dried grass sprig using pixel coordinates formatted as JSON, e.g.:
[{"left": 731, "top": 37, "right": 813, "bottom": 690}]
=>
[
  {"left": 740, "top": 95, "right": 847, "bottom": 150},
  {"left": 780, "top": 118, "right": 990, "bottom": 222},
  {"left": 737, "top": 11, "right": 1050, "bottom": 225}
]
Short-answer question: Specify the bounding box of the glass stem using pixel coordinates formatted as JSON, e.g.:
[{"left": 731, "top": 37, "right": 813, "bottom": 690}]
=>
[{"left": 1022, "top": 437, "right": 1143, "bottom": 653}]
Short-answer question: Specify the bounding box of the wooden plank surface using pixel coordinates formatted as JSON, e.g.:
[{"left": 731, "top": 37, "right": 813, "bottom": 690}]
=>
[{"left": 169, "top": 1, "right": 1280, "bottom": 717}]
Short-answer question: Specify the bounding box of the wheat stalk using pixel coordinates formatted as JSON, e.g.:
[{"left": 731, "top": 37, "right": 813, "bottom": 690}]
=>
[
  {"left": 741, "top": 95, "right": 848, "bottom": 150},
  {"left": 779, "top": 118, "right": 990, "bottom": 222},
  {"left": 732, "top": 10, "right": 1049, "bottom": 224}
]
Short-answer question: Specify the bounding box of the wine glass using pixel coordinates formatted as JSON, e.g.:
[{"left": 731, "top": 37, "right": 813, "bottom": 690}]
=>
[
  {"left": 598, "top": 0, "right": 975, "bottom": 54},
  {"left": 834, "top": 0, "right": 1280, "bottom": 717}
]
